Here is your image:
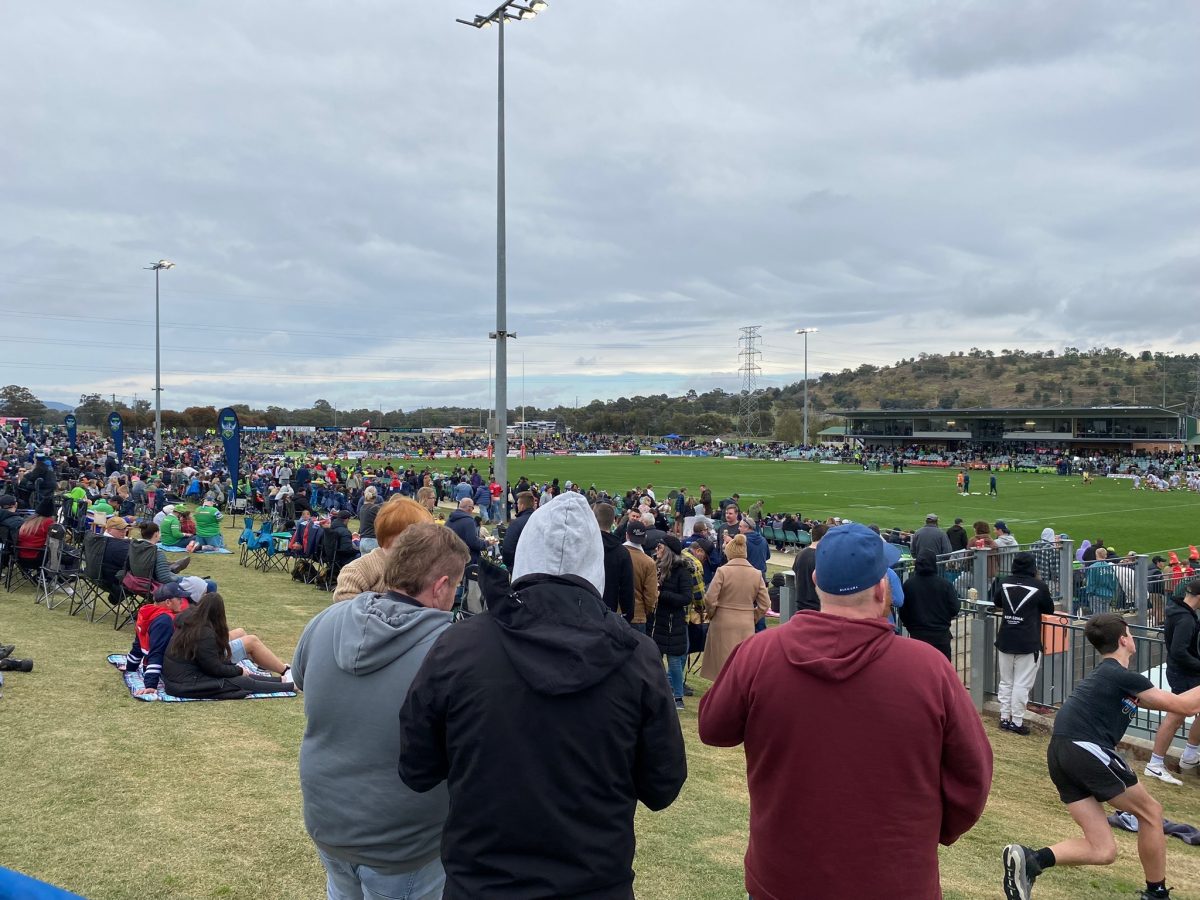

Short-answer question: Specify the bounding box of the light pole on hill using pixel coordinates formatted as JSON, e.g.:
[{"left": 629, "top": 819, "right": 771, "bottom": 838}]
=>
[
  {"left": 795, "top": 327, "right": 818, "bottom": 447},
  {"left": 457, "top": 0, "right": 547, "bottom": 519},
  {"left": 145, "top": 260, "right": 175, "bottom": 457}
]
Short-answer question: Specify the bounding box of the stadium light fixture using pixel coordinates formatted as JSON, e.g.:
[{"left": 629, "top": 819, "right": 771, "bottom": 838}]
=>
[
  {"left": 795, "top": 327, "right": 819, "bottom": 448},
  {"left": 144, "top": 260, "right": 175, "bottom": 457},
  {"left": 457, "top": 0, "right": 548, "bottom": 521}
]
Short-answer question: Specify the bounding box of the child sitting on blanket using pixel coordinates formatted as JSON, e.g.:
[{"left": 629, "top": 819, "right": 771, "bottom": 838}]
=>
[
  {"left": 124, "top": 584, "right": 294, "bottom": 697},
  {"left": 162, "top": 594, "right": 295, "bottom": 700}
]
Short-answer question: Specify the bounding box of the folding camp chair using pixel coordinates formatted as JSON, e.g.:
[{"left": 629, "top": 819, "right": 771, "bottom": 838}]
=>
[
  {"left": 314, "top": 527, "right": 344, "bottom": 591},
  {"left": 71, "top": 531, "right": 108, "bottom": 620},
  {"left": 37, "top": 528, "right": 82, "bottom": 611},
  {"left": 248, "top": 521, "right": 275, "bottom": 570},
  {"left": 686, "top": 620, "right": 708, "bottom": 676},
  {"left": 237, "top": 517, "right": 258, "bottom": 567},
  {"left": 259, "top": 529, "right": 290, "bottom": 574},
  {"left": 0, "top": 523, "right": 14, "bottom": 592},
  {"left": 287, "top": 520, "right": 323, "bottom": 584}
]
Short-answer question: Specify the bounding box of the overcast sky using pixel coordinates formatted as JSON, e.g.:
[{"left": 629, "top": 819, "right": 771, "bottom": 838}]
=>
[{"left": 2, "top": 0, "right": 1197, "bottom": 414}]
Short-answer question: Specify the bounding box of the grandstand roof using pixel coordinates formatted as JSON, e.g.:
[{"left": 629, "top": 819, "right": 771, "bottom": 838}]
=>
[{"left": 831, "top": 406, "right": 1182, "bottom": 418}]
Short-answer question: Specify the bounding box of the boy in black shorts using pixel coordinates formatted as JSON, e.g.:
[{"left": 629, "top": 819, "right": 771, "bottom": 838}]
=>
[{"left": 1003, "top": 613, "right": 1200, "bottom": 900}]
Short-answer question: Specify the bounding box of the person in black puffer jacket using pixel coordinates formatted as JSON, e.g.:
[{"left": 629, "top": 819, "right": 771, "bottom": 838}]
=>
[{"left": 652, "top": 532, "right": 693, "bottom": 709}]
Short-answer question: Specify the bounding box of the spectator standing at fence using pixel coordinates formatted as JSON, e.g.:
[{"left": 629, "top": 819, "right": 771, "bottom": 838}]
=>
[
  {"left": 1145, "top": 579, "right": 1200, "bottom": 787},
  {"left": 990, "top": 552, "right": 1055, "bottom": 735},
  {"left": 900, "top": 549, "right": 961, "bottom": 660},
  {"left": 699, "top": 522, "right": 991, "bottom": 898},
  {"left": 947, "top": 517, "right": 969, "bottom": 552},
  {"left": 791, "top": 522, "right": 827, "bottom": 612},
  {"left": 1002, "top": 613, "right": 1200, "bottom": 900},
  {"left": 911, "top": 513, "right": 952, "bottom": 560},
  {"left": 398, "top": 491, "right": 686, "bottom": 899},
  {"left": 1085, "top": 548, "right": 1120, "bottom": 613}
]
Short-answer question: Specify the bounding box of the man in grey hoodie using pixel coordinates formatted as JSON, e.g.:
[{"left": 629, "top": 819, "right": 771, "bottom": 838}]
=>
[{"left": 293, "top": 523, "right": 469, "bottom": 900}]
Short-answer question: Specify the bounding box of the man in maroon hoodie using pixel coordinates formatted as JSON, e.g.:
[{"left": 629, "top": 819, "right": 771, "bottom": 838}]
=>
[{"left": 698, "top": 522, "right": 992, "bottom": 899}]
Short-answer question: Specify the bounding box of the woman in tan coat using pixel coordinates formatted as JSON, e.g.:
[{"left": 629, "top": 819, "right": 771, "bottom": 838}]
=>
[{"left": 701, "top": 534, "right": 770, "bottom": 680}]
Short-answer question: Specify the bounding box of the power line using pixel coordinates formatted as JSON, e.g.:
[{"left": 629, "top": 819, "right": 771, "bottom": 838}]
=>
[{"left": 738, "top": 325, "right": 763, "bottom": 437}]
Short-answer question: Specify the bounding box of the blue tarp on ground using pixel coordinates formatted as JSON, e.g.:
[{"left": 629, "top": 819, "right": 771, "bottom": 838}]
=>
[{"left": 0, "top": 867, "right": 84, "bottom": 899}]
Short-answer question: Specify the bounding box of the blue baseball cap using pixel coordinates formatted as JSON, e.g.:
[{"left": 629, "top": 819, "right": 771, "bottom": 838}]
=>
[{"left": 815, "top": 523, "right": 903, "bottom": 596}]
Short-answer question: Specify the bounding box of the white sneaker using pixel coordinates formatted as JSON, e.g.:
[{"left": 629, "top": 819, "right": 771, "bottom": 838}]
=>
[
  {"left": 1180, "top": 756, "right": 1200, "bottom": 772},
  {"left": 281, "top": 665, "right": 294, "bottom": 685},
  {"left": 1145, "top": 764, "right": 1184, "bottom": 785}
]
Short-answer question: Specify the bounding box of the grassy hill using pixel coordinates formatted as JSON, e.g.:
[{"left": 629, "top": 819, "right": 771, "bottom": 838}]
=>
[{"left": 797, "top": 347, "right": 1199, "bottom": 414}]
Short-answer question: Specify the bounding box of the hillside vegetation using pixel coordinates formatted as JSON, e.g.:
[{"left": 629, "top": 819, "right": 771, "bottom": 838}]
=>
[{"left": 7, "top": 348, "right": 1199, "bottom": 441}]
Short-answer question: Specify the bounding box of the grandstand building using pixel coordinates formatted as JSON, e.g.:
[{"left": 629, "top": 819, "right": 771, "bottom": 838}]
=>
[{"left": 829, "top": 406, "right": 1199, "bottom": 451}]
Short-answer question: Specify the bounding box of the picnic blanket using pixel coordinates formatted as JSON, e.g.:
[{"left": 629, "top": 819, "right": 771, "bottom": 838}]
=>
[
  {"left": 107, "top": 654, "right": 296, "bottom": 702},
  {"left": 161, "top": 545, "right": 233, "bottom": 554}
]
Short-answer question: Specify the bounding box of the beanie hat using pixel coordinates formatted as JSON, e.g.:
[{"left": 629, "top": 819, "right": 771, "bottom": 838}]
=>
[{"left": 725, "top": 534, "right": 748, "bottom": 559}]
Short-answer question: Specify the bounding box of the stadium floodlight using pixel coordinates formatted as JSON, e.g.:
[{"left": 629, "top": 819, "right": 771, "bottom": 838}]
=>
[
  {"left": 144, "top": 260, "right": 176, "bottom": 457},
  {"left": 457, "top": 0, "right": 548, "bottom": 522},
  {"left": 795, "top": 328, "right": 819, "bottom": 448}
]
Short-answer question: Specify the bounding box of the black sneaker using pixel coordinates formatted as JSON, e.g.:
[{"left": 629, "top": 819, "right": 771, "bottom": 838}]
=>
[
  {"left": 674, "top": 698, "right": 685, "bottom": 711},
  {"left": 1002, "top": 844, "right": 1041, "bottom": 900},
  {"left": 1140, "top": 888, "right": 1170, "bottom": 900},
  {"left": 0, "top": 644, "right": 14, "bottom": 661},
  {"left": 682, "top": 684, "right": 695, "bottom": 697},
  {"left": 1009, "top": 723, "right": 1032, "bottom": 736},
  {"left": 999, "top": 719, "right": 1013, "bottom": 732},
  {"left": 0, "top": 658, "right": 33, "bottom": 673}
]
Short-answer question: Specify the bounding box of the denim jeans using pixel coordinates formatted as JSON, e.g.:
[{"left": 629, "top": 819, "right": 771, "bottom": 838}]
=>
[
  {"left": 631, "top": 623, "right": 647, "bottom": 634},
  {"left": 317, "top": 850, "right": 445, "bottom": 900},
  {"left": 194, "top": 533, "right": 225, "bottom": 550},
  {"left": 665, "top": 654, "right": 686, "bottom": 700},
  {"left": 358, "top": 538, "right": 379, "bottom": 555}
]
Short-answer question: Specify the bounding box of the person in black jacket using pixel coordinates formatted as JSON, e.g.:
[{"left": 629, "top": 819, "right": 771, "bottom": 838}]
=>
[
  {"left": 791, "top": 523, "right": 828, "bottom": 612},
  {"left": 328, "top": 510, "right": 358, "bottom": 567},
  {"left": 1147, "top": 579, "right": 1200, "bottom": 783},
  {"left": 594, "top": 502, "right": 634, "bottom": 620},
  {"left": 990, "top": 551, "right": 1055, "bottom": 735},
  {"left": 900, "top": 549, "right": 961, "bottom": 660},
  {"left": 651, "top": 532, "right": 693, "bottom": 710},
  {"left": 399, "top": 491, "right": 685, "bottom": 900},
  {"left": 162, "top": 593, "right": 295, "bottom": 700},
  {"left": 946, "top": 517, "right": 969, "bottom": 553},
  {"left": 500, "top": 491, "right": 536, "bottom": 571}
]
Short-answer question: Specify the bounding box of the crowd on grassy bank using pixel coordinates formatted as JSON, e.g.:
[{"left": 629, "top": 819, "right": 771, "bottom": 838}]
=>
[{"left": 11, "top": 419, "right": 1200, "bottom": 898}]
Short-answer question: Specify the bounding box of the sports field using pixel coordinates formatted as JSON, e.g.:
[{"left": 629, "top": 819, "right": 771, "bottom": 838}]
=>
[
  {"left": 437, "top": 456, "right": 1199, "bottom": 555},
  {"left": 4, "top": 457, "right": 1200, "bottom": 899}
]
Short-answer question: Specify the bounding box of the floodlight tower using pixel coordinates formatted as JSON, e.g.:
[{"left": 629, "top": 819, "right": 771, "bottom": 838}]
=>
[
  {"left": 145, "top": 260, "right": 175, "bottom": 456},
  {"left": 457, "top": 0, "right": 547, "bottom": 520}
]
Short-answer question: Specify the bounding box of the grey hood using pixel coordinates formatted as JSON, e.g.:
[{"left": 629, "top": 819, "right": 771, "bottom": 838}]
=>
[
  {"left": 511, "top": 491, "right": 605, "bottom": 596},
  {"left": 331, "top": 592, "right": 453, "bottom": 676}
]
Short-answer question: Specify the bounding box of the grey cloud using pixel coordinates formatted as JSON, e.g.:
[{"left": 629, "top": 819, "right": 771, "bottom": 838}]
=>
[{"left": 1, "top": 1, "right": 1198, "bottom": 410}]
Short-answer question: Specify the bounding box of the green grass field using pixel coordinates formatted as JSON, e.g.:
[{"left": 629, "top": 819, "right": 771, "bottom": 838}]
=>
[
  {"left": 3, "top": 458, "right": 1200, "bottom": 899},
  {"left": 448, "top": 456, "right": 1198, "bottom": 555}
]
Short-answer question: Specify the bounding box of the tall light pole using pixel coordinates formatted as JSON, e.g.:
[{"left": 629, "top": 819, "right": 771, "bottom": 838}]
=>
[
  {"left": 145, "top": 260, "right": 175, "bottom": 457},
  {"left": 795, "top": 327, "right": 818, "bottom": 447},
  {"left": 458, "top": 0, "right": 546, "bottom": 520}
]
